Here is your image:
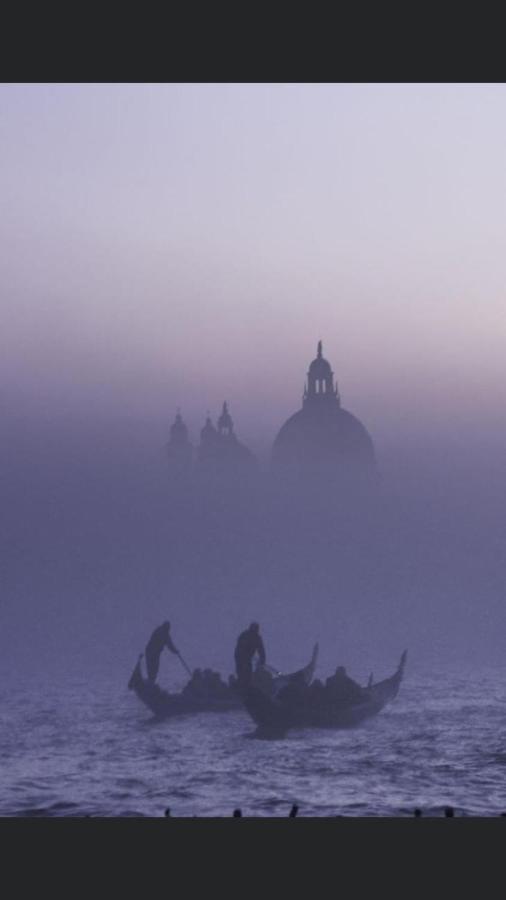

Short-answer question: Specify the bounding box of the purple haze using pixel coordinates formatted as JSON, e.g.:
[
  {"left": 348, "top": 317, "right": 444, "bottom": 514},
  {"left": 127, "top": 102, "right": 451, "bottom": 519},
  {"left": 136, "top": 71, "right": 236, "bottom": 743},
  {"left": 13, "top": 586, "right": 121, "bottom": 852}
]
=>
[{"left": 1, "top": 84, "right": 506, "bottom": 685}]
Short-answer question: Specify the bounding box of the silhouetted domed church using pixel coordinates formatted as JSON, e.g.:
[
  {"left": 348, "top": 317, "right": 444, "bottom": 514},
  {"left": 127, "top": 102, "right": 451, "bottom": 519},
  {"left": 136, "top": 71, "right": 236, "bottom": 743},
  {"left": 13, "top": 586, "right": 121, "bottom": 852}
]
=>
[
  {"left": 167, "top": 402, "right": 256, "bottom": 477},
  {"left": 201, "top": 402, "right": 256, "bottom": 472},
  {"left": 167, "top": 342, "right": 376, "bottom": 486},
  {"left": 271, "top": 341, "right": 376, "bottom": 477}
]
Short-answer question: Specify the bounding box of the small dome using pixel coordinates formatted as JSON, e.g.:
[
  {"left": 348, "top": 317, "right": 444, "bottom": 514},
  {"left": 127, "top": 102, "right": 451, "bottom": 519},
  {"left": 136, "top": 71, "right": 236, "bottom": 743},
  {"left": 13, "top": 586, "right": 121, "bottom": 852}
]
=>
[
  {"left": 167, "top": 410, "right": 192, "bottom": 474},
  {"left": 170, "top": 412, "right": 188, "bottom": 442},
  {"left": 197, "top": 405, "right": 257, "bottom": 473},
  {"left": 201, "top": 416, "right": 217, "bottom": 443}
]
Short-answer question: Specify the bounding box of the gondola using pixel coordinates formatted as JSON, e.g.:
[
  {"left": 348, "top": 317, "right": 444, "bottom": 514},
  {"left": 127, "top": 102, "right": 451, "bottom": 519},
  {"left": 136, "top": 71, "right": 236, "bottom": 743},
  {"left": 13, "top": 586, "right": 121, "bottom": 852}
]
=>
[
  {"left": 127, "top": 643, "right": 319, "bottom": 720},
  {"left": 241, "top": 650, "right": 407, "bottom": 737}
]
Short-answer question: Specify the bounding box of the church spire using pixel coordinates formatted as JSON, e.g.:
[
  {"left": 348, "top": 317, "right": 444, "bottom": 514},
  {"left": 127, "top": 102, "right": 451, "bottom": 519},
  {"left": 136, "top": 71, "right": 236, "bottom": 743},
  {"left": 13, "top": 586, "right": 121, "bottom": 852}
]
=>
[
  {"left": 218, "top": 400, "right": 234, "bottom": 436},
  {"left": 304, "top": 340, "right": 339, "bottom": 406}
]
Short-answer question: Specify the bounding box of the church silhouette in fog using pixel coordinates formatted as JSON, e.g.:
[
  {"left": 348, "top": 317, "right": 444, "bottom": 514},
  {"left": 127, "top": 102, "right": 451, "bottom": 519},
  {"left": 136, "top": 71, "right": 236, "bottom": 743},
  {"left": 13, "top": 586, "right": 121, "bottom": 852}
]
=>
[
  {"left": 272, "top": 341, "right": 376, "bottom": 477},
  {"left": 166, "top": 342, "right": 376, "bottom": 484},
  {"left": 166, "top": 402, "right": 257, "bottom": 478}
]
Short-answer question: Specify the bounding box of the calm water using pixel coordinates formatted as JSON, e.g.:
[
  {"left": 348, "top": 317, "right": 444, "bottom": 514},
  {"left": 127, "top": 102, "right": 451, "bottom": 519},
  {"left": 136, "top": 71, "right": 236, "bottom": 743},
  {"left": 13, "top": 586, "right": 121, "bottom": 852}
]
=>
[{"left": 1, "top": 666, "right": 505, "bottom": 817}]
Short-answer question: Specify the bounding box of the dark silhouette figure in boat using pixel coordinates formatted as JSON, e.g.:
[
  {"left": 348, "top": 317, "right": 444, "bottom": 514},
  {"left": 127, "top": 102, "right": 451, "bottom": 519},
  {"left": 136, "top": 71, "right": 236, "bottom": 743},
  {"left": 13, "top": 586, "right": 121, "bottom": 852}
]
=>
[
  {"left": 182, "top": 668, "right": 230, "bottom": 700},
  {"left": 145, "top": 621, "right": 179, "bottom": 684},
  {"left": 234, "top": 622, "right": 266, "bottom": 686},
  {"left": 324, "top": 666, "right": 368, "bottom": 704}
]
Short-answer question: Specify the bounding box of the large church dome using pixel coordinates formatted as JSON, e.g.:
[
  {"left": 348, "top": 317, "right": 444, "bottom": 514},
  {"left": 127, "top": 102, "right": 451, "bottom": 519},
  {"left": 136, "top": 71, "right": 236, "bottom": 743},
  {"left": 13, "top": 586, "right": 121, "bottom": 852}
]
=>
[{"left": 271, "top": 342, "right": 376, "bottom": 476}]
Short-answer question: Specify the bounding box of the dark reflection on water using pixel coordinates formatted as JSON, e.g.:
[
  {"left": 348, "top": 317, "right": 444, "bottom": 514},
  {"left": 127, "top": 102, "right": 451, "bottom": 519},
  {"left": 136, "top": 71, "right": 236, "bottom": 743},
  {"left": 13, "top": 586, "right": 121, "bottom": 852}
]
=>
[{"left": 1, "top": 667, "right": 505, "bottom": 816}]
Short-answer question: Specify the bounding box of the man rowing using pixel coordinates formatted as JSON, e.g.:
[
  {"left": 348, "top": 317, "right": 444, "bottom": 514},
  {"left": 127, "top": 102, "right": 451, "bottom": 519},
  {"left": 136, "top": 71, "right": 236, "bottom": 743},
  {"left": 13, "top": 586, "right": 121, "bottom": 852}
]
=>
[
  {"left": 145, "top": 621, "right": 179, "bottom": 684},
  {"left": 234, "top": 622, "right": 266, "bottom": 686}
]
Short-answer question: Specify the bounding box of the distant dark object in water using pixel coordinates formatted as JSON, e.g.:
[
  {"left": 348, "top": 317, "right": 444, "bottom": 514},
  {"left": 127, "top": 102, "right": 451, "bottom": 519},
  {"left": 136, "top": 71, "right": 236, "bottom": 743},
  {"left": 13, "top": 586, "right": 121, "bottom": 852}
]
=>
[
  {"left": 233, "top": 809, "right": 242, "bottom": 817},
  {"left": 414, "top": 808, "right": 422, "bottom": 817},
  {"left": 289, "top": 804, "right": 299, "bottom": 817},
  {"left": 164, "top": 808, "right": 171, "bottom": 817},
  {"left": 128, "top": 645, "right": 318, "bottom": 721},
  {"left": 241, "top": 651, "right": 407, "bottom": 738},
  {"left": 444, "top": 806, "right": 454, "bottom": 817}
]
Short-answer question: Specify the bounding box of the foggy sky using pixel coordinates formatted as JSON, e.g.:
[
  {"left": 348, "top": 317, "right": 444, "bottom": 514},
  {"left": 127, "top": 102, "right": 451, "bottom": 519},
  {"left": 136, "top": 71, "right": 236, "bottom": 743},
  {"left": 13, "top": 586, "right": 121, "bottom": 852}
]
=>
[
  {"left": 2, "top": 84, "right": 506, "bottom": 680},
  {"left": 2, "top": 83, "right": 506, "bottom": 452}
]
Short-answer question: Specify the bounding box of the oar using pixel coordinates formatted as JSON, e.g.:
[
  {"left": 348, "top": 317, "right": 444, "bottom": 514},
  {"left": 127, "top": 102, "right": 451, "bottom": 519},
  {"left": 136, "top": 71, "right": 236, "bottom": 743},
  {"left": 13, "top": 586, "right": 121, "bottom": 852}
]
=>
[{"left": 176, "top": 651, "right": 192, "bottom": 677}]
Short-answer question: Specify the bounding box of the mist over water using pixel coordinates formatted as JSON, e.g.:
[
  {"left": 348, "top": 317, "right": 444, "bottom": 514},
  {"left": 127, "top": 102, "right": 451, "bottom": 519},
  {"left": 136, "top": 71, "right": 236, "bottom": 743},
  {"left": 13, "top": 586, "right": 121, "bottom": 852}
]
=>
[{"left": 2, "top": 406, "right": 506, "bottom": 682}]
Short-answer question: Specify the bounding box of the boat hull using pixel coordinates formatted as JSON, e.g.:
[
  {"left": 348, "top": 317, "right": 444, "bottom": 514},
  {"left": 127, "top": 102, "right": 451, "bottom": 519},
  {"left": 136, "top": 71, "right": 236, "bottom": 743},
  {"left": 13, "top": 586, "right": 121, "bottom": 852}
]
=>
[
  {"left": 128, "top": 657, "right": 241, "bottom": 718},
  {"left": 241, "top": 651, "right": 407, "bottom": 737},
  {"left": 127, "top": 643, "right": 319, "bottom": 720}
]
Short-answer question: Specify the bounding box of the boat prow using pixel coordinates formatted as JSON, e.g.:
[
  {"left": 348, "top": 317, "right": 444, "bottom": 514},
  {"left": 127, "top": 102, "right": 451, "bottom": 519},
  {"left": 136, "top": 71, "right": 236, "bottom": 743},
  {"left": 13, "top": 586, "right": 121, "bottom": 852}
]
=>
[
  {"left": 128, "top": 654, "right": 144, "bottom": 692},
  {"left": 268, "top": 642, "right": 319, "bottom": 697}
]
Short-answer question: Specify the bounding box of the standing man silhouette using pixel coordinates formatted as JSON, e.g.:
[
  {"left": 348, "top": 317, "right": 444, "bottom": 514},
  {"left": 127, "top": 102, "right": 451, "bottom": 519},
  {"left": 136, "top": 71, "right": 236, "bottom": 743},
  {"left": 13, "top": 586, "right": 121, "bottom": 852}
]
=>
[
  {"left": 145, "top": 621, "right": 179, "bottom": 683},
  {"left": 234, "top": 622, "right": 266, "bottom": 686}
]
